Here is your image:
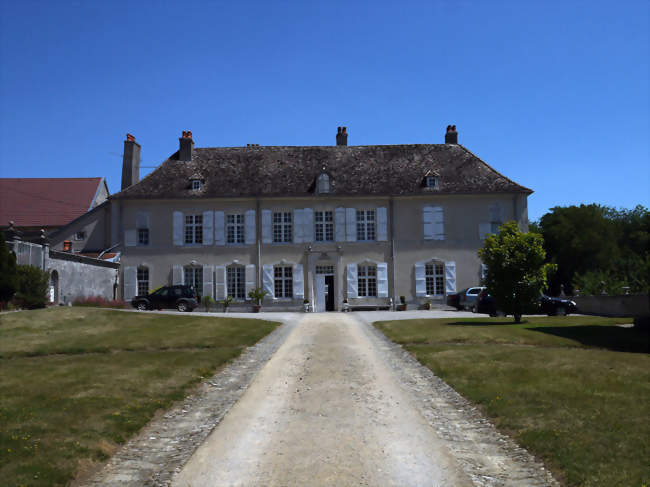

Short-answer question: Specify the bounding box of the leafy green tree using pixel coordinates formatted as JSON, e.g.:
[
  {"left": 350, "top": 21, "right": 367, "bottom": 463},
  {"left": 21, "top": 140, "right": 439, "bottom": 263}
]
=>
[
  {"left": 0, "top": 234, "right": 18, "bottom": 307},
  {"left": 14, "top": 265, "right": 50, "bottom": 309},
  {"left": 479, "top": 222, "right": 555, "bottom": 323}
]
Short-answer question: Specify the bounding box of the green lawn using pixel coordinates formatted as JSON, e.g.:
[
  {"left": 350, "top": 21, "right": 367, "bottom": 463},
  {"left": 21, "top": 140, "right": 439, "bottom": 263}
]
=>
[
  {"left": 374, "top": 316, "right": 649, "bottom": 487},
  {"left": 0, "top": 307, "right": 280, "bottom": 487}
]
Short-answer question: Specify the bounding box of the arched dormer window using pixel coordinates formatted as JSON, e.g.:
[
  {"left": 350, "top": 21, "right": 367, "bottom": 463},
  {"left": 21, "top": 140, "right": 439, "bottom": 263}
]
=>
[{"left": 317, "top": 173, "right": 330, "bottom": 194}]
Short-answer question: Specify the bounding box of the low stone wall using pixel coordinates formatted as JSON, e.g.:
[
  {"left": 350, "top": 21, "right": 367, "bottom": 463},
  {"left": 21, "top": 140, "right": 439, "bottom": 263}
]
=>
[{"left": 574, "top": 294, "right": 649, "bottom": 318}]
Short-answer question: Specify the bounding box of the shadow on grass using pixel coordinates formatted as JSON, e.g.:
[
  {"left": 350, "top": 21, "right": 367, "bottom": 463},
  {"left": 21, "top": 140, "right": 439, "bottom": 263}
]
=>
[
  {"left": 529, "top": 326, "right": 649, "bottom": 354},
  {"left": 448, "top": 321, "right": 520, "bottom": 327}
]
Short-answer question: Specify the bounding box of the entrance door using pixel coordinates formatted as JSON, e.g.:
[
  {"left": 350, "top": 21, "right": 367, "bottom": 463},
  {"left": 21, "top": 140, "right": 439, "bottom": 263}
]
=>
[
  {"left": 325, "top": 275, "right": 335, "bottom": 311},
  {"left": 315, "top": 275, "right": 326, "bottom": 312}
]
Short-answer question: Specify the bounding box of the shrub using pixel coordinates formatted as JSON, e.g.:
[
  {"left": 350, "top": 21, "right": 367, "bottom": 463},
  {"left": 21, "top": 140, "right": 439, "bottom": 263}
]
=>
[
  {"left": 201, "top": 295, "right": 214, "bottom": 311},
  {"left": 13, "top": 265, "right": 49, "bottom": 309},
  {"left": 72, "top": 296, "right": 127, "bottom": 309}
]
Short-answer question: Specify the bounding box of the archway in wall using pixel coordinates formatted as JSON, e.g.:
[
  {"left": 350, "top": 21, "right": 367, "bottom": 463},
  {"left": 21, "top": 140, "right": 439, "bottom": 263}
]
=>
[{"left": 50, "top": 270, "right": 59, "bottom": 304}]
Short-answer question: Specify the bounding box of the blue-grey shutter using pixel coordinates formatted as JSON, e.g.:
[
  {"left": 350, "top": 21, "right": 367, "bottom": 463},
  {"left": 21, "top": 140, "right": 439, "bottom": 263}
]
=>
[
  {"left": 123, "top": 266, "right": 137, "bottom": 300},
  {"left": 335, "top": 207, "right": 346, "bottom": 242},
  {"left": 415, "top": 263, "right": 426, "bottom": 296},
  {"left": 172, "top": 265, "right": 183, "bottom": 285},
  {"left": 302, "top": 208, "right": 314, "bottom": 243},
  {"left": 433, "top": 206, "right": 444, "bottom": 240},
  {"left": 345, "top": 208, "right": 357, "bottom": 242},
  {"left": 214, "top": 211, "right": 225, "bottom": 245},
  {"left": 124, "top": 229, "right": 136, "bottom": 247},
  {"left": 376, "top": 262, "right": 388, "bottom": 297},
  {"left": 245, "top": 264, "right": 256, "bottom": 299},
  {"left": 293, "top": 209, "right": 304, "bottom": 243},
  {"left": 377, "top": 207, "right": 388, "bottom": 241},
  {"left": 203, "top": 211, "right": 214, "bottom": 245},
  {"left": 346, "top": 264, "right": 358, "bottom": 298},
  {"left": 293, "top": 264, "right": 304, "bottom": 299},
  {"left": 262, "top": 210, "right": 272, "bottom": 244},
  {"left": 173, "top": 211, "right": 184, "bottom": 246},
  {"left": 479, "top": 223, "right": 491, "bottom": 240},
  {"left": 423, "top": 207, "right": 434, "bottom": 240},
  {"left": 445, "top": 261, "right": 456, "bottom": 294},
  {"left": 215, "top": 265, "right": 226, "bottom": 299},
  {"left": 263, "top": 264, "right": 275, "bottom": 299},
  {"left": 245, "top": 210, "right": 256, "bottom": 245},
  {"left": 202, "top": 265, "right": 214, "bottom": 298}
]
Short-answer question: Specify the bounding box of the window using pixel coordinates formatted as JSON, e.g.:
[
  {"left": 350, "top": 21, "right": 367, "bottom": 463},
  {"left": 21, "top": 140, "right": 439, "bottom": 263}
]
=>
[
  {"left": 317, "top": 173, "right": 330, "bottom": 194},
  {"left": 356, "top": 210, "right": 376, "bottom": 241},
  {"left": 425, "top": 262, "right": 444, "bottom": 296},
  {"left": 137, "top": 267, "right": 149, "bottom": 296},
  {"left": 273, "top": 212, "right": 292, "bottom": 243},
  {"left": 425, "top": 176, "right": 438, "bottom": 188},
  {"left": 184, "top": 214, "right": 203, "bottom": 244},
  {"left": 138, "top": 228, "right": 149, "bottom": 245},
  {"left": 191, "top": 179, "right": 202, "bottom": 190},
  {"left": 184, "top": 266, "right": 203, "bottom": 296},
  {"left": 316, "top": 265, "right": 334, "bottom": 275},
  {"left": 227, "top": 214, "right": 244, "bottom": 244},
  {"left": 227, "top": 265, "right": 246, "bottom": 299},
  {"left": 315, "top": 211, "right": 334, "bottom": 242},
  {"left": 74, "top": 231, "right": 86, "bottom": 241},
  {"left": 274, "top": 265, "right": 293, "bottom": 298},
  {"left": 358, "top": 265, "right": 377, "bottom": 297}
]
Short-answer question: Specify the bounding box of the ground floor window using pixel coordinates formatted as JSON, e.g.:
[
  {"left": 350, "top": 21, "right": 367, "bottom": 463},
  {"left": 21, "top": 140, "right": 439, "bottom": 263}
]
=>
[
  {"left": 227, "top": 265, "right": 246, "bottom": 299},
  {"left": 137, "top": 267, "right": 149, "bottom": 296},
  {"left": 358, "top": 265, "right": 377, "bottom": 297},
  {"left": 425, "top": 262, "right": 444, "bottom": 296},
  {"left": 184, "top": 266, "right": 203, "bottom": 296},
  {"left": 274, "top": 265, "right": 293, "bottom": 298}
]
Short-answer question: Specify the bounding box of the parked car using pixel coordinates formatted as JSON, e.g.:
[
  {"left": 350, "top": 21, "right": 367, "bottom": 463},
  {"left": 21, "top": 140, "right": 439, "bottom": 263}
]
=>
[
  {"left": 446, "top": 290, "right": 462, "bottom": 310},
  {"left": 476, "top": 290, "right": 578, "bottom": 317},
  {"left": 459, "top": 286, "right": 486, "bottom": 311},
  {"left": 131, "top": 285, "right": 199, "bottom": 312}
]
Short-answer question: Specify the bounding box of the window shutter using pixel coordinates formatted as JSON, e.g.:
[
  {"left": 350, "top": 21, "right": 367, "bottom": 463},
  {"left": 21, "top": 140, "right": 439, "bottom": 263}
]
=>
[
  {"left": 377, "top": 262, "right": 388, "bottom": 297},
  {"left": 433, "top": 206, "right": 444, "bottom": 240},
  {"left": 445, "top": 261, "right": 456, "bottom": 294},
  {"left": 335, "top": 207, "right": 346, "bottom": 242},
  {"left": 377, "top": 207, "right": 388, "bottom": 241},
  {"left": 423, "top": 206, "right": 434, "bottom": 240},
  {"left": 346, "top": 264, "right": 358, "bottom": 298},
  {"left": 245, "top": 264, "right": 256, "bottom": 300},
  {"left": 215, "top": 265, "right": 226, "bottom": 299},
  {"left": 172, "top": 265, "right": 183, "bottom": 285},
  {"left": 345, "top": 208, "right": 357, "bottom": 242},
  {"left": 124, "top": 229, "right": 136, "bottom": 247},
  {"left": 202, "top": 265, "right": 214, "bottom": 299},
  {"left": 302, "top": 208, "right": 314, "bottom": 243},
  {"left": 203, "top": 211, "right": 214, "bottom": 245},
  {"left": 262, "top": 210, "right": 272, "bottom": 244},
  {"left": 123, "top": 266, "right": 137, "bottom": 300},
  {"left": 293, "top": 209, "right": 304, "bottom": 243},
  {"left": 173, "top": 211, "right": 184, "bottom": 246},
  {"left": 415, "top": 263, "right": 426, "bottom": 296},
  {"left": 214, "top": 211, "right": 225, "bottom": 245},
  {"left": 292, "top": 264, "right": 304, "bottom": 299},
  {"left": 481, "top": 263, "right": 487, "bottom": 281},
  {"left": 263, "top": 264, "right": 275, "bottom": 299},
  {"left": 245, "top": 210, "right": 256, "bottom": 245},
  {"left": 479, "top": 222, "right": 491, "bottom": 240},
  {"left": 136, "top": 212, "right": 150, "bottom": 229}
]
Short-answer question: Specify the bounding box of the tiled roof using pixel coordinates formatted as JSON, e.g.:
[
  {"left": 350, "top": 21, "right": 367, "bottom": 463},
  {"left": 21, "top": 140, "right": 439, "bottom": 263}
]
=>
[
  {"left": 113, "top": 144, "right": 532, "bottom": 200},
  {"left": 0, "top": 178, "right": 104, "bottom": 228}
]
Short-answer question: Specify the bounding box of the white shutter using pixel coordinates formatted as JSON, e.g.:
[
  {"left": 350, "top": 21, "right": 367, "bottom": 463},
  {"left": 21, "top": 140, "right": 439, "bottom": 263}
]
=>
[
  {"left": 445, "top": 261, "right": 456, "bottom": 294},
  {"left": 433, "top": 206, "right": 444, "bottom": 240},
  {"left": 214, "top": 211, "right": 225, "bottom": 245},
  {"left": 203, "top": 211, "right": 214, "bottom": 245},
  {"left": 346, "top": 264, "right": 358, "bottom": 298},
  {"left": 245, "top": 210, "right": 256, "bottom": 245},
  {"left": 215, "top": 265, "right": 226, "bottom": 299},
  {"left": 377, "top": 262, "right": 388, "bottom": 297},
  {"left": 415, "top": 263, "right": 426, "bottom": 296},
  {"left": 293, "top": 209, "right": 304, "bottom": 243},
  {"left": 124, "top": 229, "right": 136, "bottom": 247},
  {"left": 136, "top": 212, "right": 150, "bottom": 229},
  {"left": 345, "top": 208, "right": 357, "bottom": 242},
  {"left": 173, "top": 211, "right": 184, "bottom": 246},
  {"left": 481, "top": 263, "right": 487, "bottom": 281},
  {"left": 302, "top": 208, "right": 314, "bottom": 243},
  {"left": 172, "top": 265, "right": 183, "bottom": 285},
  {"left": 263, "top": 264, "right": 275, "bottom": 299},
  {"left": 202, "top": 265, "right": 214, "bottom": 299},
  {"left": 335, "top": 207, "right": 346, "bottom": 242},
  {"left": 123, "top": 266, "right": 137, "bottom": 300},
  {"left": 423, "top": 206, "right": 434, "bottom": 240},
  {"left": 293, "top": 264, "right": 304, "bottom": 299},
  {"left": 245, "top": 264, "right": 256, "bottom": 300},
  {"left": 377, "top": 207, "right": 388, "bottom": 241},
  {"left": 262, "top": 210, "right": 272, "bottom": 243},
  {"left": 479, "top": 222, "right": 492, "bottom": 240}
]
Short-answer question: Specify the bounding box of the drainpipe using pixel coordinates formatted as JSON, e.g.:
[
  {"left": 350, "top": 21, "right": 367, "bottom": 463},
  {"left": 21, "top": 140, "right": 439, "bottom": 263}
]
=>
[{"left": 389, "top": 196, "right": 396, "bottom": 310}]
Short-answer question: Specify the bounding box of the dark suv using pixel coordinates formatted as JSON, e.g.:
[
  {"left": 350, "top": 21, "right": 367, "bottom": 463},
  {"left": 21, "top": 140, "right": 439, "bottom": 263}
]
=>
[{"left": 131, "top": 285, "right": 200, "bottom": 312}]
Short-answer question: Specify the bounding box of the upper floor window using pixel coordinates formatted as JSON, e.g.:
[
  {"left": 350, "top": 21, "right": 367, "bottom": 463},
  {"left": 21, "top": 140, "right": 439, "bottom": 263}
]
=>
[
  {"left": 137, "top": 267, "right": 149, "bottom": 296},
  {"left": 273, "top": 212, "right": 292, "bottom": 243},
  {"left": 425, "top": 262, "right": 444, "bottom": 296},
  {"left": 425, "top": 176, "right": 438, "bottom": 189},
  {"left": 138, "top": 228, "right": 149, "bottom": 246},
  {"left": 191, "top": 179, "right": 203, "bottom": 190},
  {"left": 227, "top": 214, "right": 245, "bottom": 244},
  {"left": 356, "top": 210, "right": 376, "bottom": 241},
  {"left": 358, "top": 265, "right": 377, "bottom": 297},
  {"left": 317, "top": 173, "right": 330, "bottom": 194},
  {"left": 315, "top": 211, "right": 334, "bottom": 242},
  {"left": 184, "top": 214, "right": 203, "bottom": 244},
  {"left": 184, "top": 266, "right": 203, "bottom": 296},
  {"left": 227, "top": 265, "right": 246, "bottom": 299},
  {"left": 274, "top": 265, "right": 293, "bottom": 298}
]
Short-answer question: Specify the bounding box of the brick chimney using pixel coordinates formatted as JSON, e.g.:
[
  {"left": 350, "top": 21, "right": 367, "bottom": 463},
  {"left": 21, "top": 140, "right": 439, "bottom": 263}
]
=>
[
  {"left": 336, "top": 126, "right": 348, "bottom": 146},
  {"left": 121, "top": 133, "right": 141, "bottom": 190},
  {"left": 179, "top": 130, "right": 194, "bottom": 161},
  {"left": 445, "top": 125, "right": 458, "bottom": 144}
]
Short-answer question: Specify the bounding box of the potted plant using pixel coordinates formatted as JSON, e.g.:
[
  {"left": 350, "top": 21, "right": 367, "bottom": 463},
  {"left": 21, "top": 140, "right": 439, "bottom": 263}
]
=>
[
  {"left": 221, "top": 295, "right": 233, "bottom": 313},
  {"left": 202, "top": 295, "right": 214, "bottom": 312},
  {"left": 423, "top": 299, "right": 431, "bottom": 310},
  {"left": 248, "top": 287, "right": 268, "bottom": 313},
  {"left": 303, "top": 298, "right": 310, "bottom": 312},
  {"left": 397, "top": 295, "right": 407, "bottom": 311},
  {"left": 343, "top": 299, "right": 350, "bottom": 312}
]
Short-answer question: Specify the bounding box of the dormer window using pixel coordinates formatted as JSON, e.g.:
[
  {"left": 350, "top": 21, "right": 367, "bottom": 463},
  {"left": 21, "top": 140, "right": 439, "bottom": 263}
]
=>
[
  {"left": 425, "top": 176, "right": 438, "bottom": 189},
  {"left": 191, "top": 179, "right": 203, "bottom": 191},
  {"left": 317, "top": 173, "right": 330, "bottom": 194}
]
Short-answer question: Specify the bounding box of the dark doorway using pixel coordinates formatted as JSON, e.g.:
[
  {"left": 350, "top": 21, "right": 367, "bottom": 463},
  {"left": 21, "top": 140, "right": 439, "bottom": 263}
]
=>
[{"left": 325, "top": 275, "right": 335, "bottom": 311}]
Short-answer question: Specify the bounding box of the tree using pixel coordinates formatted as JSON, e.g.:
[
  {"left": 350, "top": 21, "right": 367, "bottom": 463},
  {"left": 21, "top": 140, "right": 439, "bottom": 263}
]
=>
[
  {"left": 14, "top": 265, "right": 50, "bottom": 309},
  {"left": 479, "top": 222, "right": 555, "bottom": 323},
  {"left": 0, "top": 234, "right": 18, "bottom": 307}
]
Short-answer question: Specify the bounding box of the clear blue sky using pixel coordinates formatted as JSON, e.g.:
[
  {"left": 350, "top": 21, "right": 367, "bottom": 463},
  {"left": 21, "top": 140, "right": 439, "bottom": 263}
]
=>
[{"left": 1, "top": 0, "right": 648, "bottom": 221}]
